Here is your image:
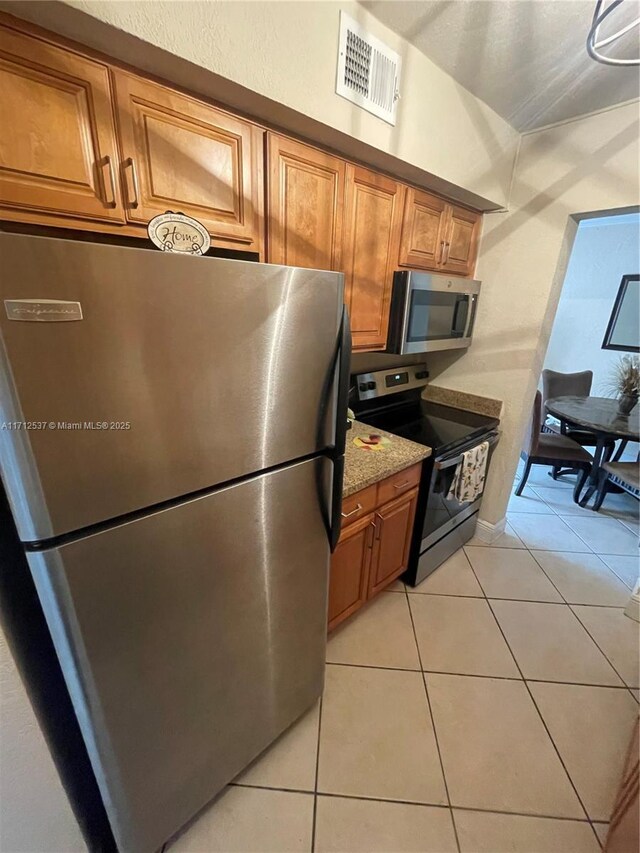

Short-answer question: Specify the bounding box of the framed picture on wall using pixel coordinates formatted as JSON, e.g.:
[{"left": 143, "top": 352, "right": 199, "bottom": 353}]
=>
[{"left": 602, "top": 274, "right": 639, "bottom": 352}]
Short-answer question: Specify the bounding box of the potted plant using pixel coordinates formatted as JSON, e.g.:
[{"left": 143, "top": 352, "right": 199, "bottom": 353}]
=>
[{"left": 605, "top": 355, "right": 640, "bottom": 415}]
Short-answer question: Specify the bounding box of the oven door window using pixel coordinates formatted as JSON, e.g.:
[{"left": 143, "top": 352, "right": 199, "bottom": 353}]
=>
[
  {"left": 407, "top": 291, "right": 469, "bottom": 343},
  {"left": 422, "top": 463, "right": 471, "bottom": 539}
]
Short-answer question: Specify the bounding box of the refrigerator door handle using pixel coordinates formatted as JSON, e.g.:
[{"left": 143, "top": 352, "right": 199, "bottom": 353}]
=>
[
  {"left": 327, "top": 306, "right": 351, "bottom": 552},
  {"left": 328, "top": 454, "right": 345, "bottom": 553},
  {"left": 334, "top": 305, "right": 352, "bottom": 456}
]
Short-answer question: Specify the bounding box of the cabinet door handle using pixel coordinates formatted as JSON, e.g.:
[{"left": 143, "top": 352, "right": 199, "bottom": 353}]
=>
[
  {"left": 438, "top": 239, "right": 446, "bottom": 264},
  {"left": 443, "top": 241, "right": 451, "bottom": 264},
  {"left": 124, "top": 157, "right": 141, "bottom": 208},
  {"left": 393, "top": 480, "right": 410, "bottom": 489},
  {"left": 341, "top": 503, "right": 362, "bottom": 519},
  {"left": 101, "top": 155, "right": 117, "bottom": 207},
  {"left": 366, "top": 521, "right": 376, "bottom": 548},
  {"left": 374, "top": 514, "right": 383, "bottom": 541}
]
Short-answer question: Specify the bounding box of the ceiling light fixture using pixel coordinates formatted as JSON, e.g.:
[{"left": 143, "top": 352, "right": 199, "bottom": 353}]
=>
[{"left": 587, "top": 0, "right": 640, "bottom": 65}]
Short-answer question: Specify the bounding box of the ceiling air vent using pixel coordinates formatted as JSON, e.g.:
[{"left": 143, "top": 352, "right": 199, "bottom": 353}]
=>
[{"left": 336, "top": 12, "right": 401, "bottom": 126}]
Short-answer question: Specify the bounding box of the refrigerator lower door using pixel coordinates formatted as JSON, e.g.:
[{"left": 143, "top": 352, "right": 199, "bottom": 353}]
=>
[
  {"left": 0, "top": 233, "right": 344, "bottom": 541},
  {"left": 28, "top": 457, "right": 331, "bottom": 853}
]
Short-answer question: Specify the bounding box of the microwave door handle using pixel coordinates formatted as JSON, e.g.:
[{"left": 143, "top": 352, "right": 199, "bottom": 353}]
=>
[
  {"left": 451, "top": 295, "right": 466, "bottom": 336},
  {"left": 463, "top": 294, "right": 477, "bottom": 338}
]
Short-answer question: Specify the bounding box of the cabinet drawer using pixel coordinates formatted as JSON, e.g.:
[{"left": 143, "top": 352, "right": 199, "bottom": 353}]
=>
[
  {"left": 340, "top": 484, "right": 377, "bottom": 526},
  {"left": 376, "top": 463, "right": 422, "bottom": 506}
]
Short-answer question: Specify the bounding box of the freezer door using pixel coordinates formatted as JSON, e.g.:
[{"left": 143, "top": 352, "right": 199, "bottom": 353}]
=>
[
  {"left": 0, "top": 233, "right": 344, "bottom": 541},
  {"left": 28, "top": 457, "right": 331, "bottom": 853}
]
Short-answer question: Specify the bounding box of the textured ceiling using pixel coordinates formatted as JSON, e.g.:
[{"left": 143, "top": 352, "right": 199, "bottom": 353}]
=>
[{"left": 361, "top": 0, "right": 640, "bottom": 131}]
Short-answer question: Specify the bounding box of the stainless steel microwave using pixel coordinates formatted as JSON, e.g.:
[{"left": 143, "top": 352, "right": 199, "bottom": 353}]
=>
[{"left": 385, "top": 271, "right": 481, "bottom": 355}]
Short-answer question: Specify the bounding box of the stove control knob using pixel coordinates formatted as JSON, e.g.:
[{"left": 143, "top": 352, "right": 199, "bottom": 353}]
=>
[
  {"left": 358, "top": 383, "right": 368, "bottom": 392},
  {"left": 367, "top": 381, "right": 376, "bottom": 390},
  {"left": 415, "top": 370, "right": 429, "bottom": 379}
]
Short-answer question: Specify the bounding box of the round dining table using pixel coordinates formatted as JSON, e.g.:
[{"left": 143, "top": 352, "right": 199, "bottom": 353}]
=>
[{"left": 545, "top": 395, "right": 639, "bottom": 507}]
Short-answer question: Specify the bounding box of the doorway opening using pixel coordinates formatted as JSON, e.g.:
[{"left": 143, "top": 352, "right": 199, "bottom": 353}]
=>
[{"left": 503, "top": 210, "right": 638, "bottom": 595}]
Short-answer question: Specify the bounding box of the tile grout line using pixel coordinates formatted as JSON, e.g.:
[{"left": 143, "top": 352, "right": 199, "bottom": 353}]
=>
[
  {"left": 567, "top": 605, "right": 636, "bottom": 691},
  {"left": 310, "top": 694, "right": 323, "bottom": 853},
  {"left": 465, "top": 547, "right": 595, "bottom": 826},
  {"left": 231, "top": 780, "right": 605, "bottom": 824},
  {"left": 507, "top": 476, "right": 637, "bottom": 690},
  {"left": 557, "top": 511, "right": 639, "bottom": 556},
  {"left": 597, "top": 555, "right": 639, "bottom": 592},
  {"left": 403, "top": 587, "right": 462, "bottom": 853},
  {"left": 525, "top": 547, "right": 632, "bottom": 609},
  {"left": 407, "top": 586, "right": 632, "bottom": 607},
  {"left": 328, "top": 659, "right": 636, "bottom": 691}
]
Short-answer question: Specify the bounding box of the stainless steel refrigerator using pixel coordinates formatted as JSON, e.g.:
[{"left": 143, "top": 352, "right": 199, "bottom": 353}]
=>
[{"left": 0, "top": 233, "right": 349, "bottom": 853}]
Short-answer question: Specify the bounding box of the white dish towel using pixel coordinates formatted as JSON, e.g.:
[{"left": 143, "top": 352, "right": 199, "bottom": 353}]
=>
[{"left": 447, "top": 440, "right": 490, "bottom": 504}]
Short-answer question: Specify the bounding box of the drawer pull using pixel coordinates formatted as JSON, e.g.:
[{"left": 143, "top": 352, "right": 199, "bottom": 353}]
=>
[
  {"left": 393, "top": 480, "right": 410, "bottom": 489},
  {"left": 341, "top": 503, "right": 362, "bottom": 519}
]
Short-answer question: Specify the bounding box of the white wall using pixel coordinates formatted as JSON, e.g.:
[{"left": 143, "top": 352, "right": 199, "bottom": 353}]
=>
[
  {"left": 13, "top": 0, "right": 520, "bottom": 210},
  {"left": 426, "top": 102, "right": 640, "bottom": 525},
  {"left": 0, "top": 625, "right": 86, "bottom": 852},
  {"left": 544, "top": 213, "right": 640, "bottom": 393}
]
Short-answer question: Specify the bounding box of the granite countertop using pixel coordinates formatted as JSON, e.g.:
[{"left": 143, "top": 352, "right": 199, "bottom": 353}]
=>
[{"left": 343, "top": 420, "right": 432, "bottom": 497}]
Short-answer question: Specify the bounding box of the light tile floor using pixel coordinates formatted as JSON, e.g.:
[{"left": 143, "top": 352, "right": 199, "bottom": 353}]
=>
[{"left": 169, "top": 465, "right": 639, "bottom": 852}]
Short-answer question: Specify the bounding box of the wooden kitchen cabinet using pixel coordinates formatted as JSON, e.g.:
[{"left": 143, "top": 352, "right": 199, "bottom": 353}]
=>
[
  {"left": 398, "top": 187, "right": 448, "bottom": 270},
  {"left": 112, "top": 70, "right": 264, "bottom": 253},
  {"left": 368, "top": 488, "right": 418, "bottom": 596},
  {"left": 399, "top": 187, "right": 481, "bottom": 277},
  {"left": 327, "top": 513, "right": 374, "bottom": 632},
  {"left": 0, "top": 21, "right": 125, "bottom": 225},
  {"left": 266, "top": 133, "right": 345, "bottom": 270},
  {"left": 343, "top": 165, "right": 404, "bottom": 351},
  {"left": 328, "top": 463, "right": 422, "bottom": 631},
  {"left": 439, "top": 203, "right": 482, "bottom": 276}
]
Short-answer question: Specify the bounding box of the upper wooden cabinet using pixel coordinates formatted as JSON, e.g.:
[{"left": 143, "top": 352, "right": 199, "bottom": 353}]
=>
[
  {"left": 399, "top": 187, "right": 481, "bottom": 277},
  {"left": 398, "top": 188, "right": 447, "bottom": 270},
  {"left": 0, "top": 23, "right": 124, "bottom": 224},
  {"left": 440, "top": 203, "right": 482, "bottom": 276},
  {"left": 343, "top": 165, "right": 404, "bottom": 351},
  {"left": 266, "top": 133, "right": 344, "bottom": 270},
  {"left": 112, "top": 71, "right": 264, "bottom": 253}
]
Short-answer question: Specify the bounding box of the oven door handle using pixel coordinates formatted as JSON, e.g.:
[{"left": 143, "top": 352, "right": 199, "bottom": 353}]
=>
[{"left": 435, "top": 432, "right": 499, "bottom": 470}]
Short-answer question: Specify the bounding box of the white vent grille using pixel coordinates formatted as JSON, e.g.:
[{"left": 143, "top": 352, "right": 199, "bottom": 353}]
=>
[{"left": 336, "top": 12, "right": 401, "bottom": 125}]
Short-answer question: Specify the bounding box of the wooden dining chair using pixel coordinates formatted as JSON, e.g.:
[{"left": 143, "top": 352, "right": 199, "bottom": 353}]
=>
[
  {"left": 541, "top": 369, "right": 615, "bottom": 477},
  {"left": 517, "top": 391, "right": 592, "bottom": 502},
  {"left": 592, "top": 460, "right": 640, "bottom": 511}
]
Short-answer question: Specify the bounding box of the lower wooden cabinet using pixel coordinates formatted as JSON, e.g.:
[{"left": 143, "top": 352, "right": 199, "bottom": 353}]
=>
[
  {"left": 328, "top": 464, "right": 421, "bottom": 631},
  {"left": 368, "top": 488, "right": 418, "bottom": 597},
  {"left": 327, "top": 514, "right": 374, "bottom": 632}
]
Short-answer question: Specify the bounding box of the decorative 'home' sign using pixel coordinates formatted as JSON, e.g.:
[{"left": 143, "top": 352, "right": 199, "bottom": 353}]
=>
[{"left": 147, "top": 212, "right": 211, "bottom": 255}]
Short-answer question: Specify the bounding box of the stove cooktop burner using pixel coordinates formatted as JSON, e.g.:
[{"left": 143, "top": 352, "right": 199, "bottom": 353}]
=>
[{"left": 354, "top": 398, "right": 499, "bottom": 457}]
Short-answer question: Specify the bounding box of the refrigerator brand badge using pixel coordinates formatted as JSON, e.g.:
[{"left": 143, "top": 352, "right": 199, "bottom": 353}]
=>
[
  {"left": 147, "top": 212, "right": 211, "bottom": 255},
  {"left": 4, "top": 299, "right": 83, "bottom": 322}
]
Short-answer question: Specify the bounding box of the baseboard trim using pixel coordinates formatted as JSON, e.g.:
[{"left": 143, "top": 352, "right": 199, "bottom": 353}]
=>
[{"left": 475, "top": 516, "right": 507, "bottom": 544}]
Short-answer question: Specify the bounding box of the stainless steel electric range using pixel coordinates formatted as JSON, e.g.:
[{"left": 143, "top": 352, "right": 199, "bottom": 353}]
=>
[{"left": 352, "top": 364, "right": 500, "bottom": 586}]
